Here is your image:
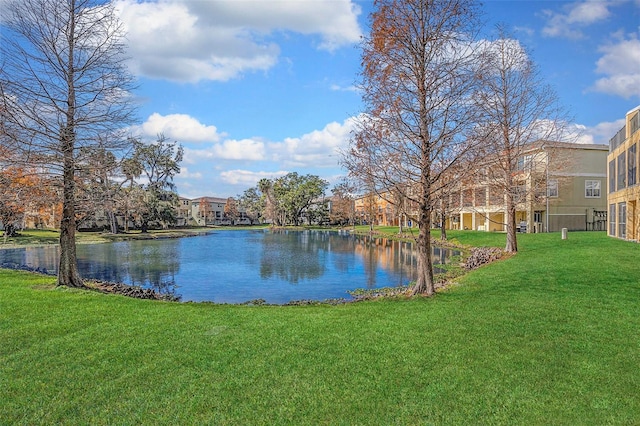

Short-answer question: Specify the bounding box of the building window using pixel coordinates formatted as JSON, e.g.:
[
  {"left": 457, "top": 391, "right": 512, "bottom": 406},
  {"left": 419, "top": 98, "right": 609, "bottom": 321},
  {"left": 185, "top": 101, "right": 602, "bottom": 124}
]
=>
[
  {"left": 517, "top": 155, "right": 533, "bottom": 171},
  {"left": 463, "top": 189, "right": 473, "bottom": 207},
  {"left": 618, "top": 202, "right": 626, "bottom": 239},
  {"left": 629, "top": 144, "right": 637, "bottom": 186},
  {"left": 547, "top": 179, "right": 558, "bottom": 198},
  {"left": 474, "top": 187, "right": 486, "bottom": 207},
  {"left": 534, "top": 211, "right": 542, "bottom": 223},
  {"left": 617, "top": 152, "right": 626, "bottom": 190},
  {"left": 609, "top": 204, "right": 616, "bottom": 236},
  {"left": 609, "top": 159, "right": 616, "bottom": 193},
  {"left": 585, "top": 180, "right": 601, "bottom": 198}
]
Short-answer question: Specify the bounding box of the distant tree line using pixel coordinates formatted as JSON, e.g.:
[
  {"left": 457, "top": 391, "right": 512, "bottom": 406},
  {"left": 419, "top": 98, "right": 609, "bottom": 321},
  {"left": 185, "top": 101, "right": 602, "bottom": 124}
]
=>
[{"left": 238, "top": 172, "right": 330, "bottom": 226}]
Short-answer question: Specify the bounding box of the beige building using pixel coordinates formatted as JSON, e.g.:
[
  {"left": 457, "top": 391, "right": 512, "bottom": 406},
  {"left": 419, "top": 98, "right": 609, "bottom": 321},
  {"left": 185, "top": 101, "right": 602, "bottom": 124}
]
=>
[
  {"left": 607, "top": 105, "right": 640, "bottom": 241},
  {"left": 186, "top": 196, "right": 249, "bottom": 226},
  {"left": 449, "top": 140, "right": 608, "bottom": 233}
]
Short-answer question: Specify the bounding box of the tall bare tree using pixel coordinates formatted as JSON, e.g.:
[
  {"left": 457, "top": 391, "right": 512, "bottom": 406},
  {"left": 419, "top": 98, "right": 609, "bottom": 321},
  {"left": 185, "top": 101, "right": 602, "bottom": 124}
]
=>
[
  {"left": 473, "top": 27, "right": 569, "bottom": 252},
  {"left": 0, "top": 0, "right": 136, "bottom": 287},
  {"left": 343, "top": 0, "right": 482, "bottom": 296}
]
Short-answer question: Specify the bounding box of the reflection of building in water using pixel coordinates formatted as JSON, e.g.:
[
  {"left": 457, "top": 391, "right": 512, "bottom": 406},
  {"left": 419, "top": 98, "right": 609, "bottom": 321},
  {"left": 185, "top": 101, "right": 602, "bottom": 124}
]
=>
[
  {"left": 353, "top": 237, "right": 416, "bottom": 288},
  {"left": 353, "top": 236, "right": 459, "bottom": 288}
]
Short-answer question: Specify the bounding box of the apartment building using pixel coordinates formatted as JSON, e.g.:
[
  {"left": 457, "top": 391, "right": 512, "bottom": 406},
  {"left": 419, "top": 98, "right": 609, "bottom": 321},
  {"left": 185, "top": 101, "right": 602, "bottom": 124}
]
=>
[
  {"left": 354, "top": 190, "right": 410, "bottom": 227},
  {"left": 607, "top": 105, "right": 640, "bottom": 241},
  {"left": 187, "top": 196, "right": 250, "bottom": 226},
  {"left": 449, "top": 140, "right": 608, "bottom": 233}
]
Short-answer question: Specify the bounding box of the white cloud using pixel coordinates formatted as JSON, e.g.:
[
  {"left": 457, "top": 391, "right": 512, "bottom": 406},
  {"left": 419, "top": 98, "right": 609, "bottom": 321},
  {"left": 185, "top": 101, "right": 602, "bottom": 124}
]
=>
[
  {"left": 177, "top": 167, "right": 202, "bottom": 179},
  {"left": 182, "top": 138, "right": 266, "bottom": 163},
  {"left": 541, "top": 1, "right": 613, "bottom": 39},
  {"left": 330, "top": 84, "right": 360, "bottom": 92},
  {"left": 590, "top": 32, "right": 640, "bottom": 99},
  {"left": 270, "top": 116, "right": 359, "bottom": 167},
  {"left": 578, "top": 118, "right": 627, "bottom": 145},
  {"left": 214, "top": 139, "right": 266, "bottom": 161},
  {"left": 115, "top": 0, "right": 361, "bottom": 83},
  {"left": 138, "top": 113, "right": 223, "bottom": 143},
  {"left": 220, "top": 169, "right": 288, "bottom": 186}
]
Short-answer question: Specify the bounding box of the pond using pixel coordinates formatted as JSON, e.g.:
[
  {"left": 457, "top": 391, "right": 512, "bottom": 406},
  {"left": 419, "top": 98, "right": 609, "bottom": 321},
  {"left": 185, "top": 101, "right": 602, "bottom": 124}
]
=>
[{"left": 0, "top": 229, "right": 461, "bottom": 304}]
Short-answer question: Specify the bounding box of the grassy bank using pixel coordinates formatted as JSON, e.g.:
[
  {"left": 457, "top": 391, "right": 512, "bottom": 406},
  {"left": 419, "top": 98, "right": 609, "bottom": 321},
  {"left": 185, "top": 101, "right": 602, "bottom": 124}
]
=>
[
  {"left": 0, "top": 227, "right": 214, "bottom": 247},
  {"left": 1, "top": 231, "right": 639, "bottom": 424}
]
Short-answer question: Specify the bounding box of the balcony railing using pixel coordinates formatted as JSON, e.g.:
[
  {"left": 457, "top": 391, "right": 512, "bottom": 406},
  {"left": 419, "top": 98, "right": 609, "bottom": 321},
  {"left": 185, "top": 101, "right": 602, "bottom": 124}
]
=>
[
  {"left": 610, "top": 125, "right": 626, "bottom": 152},
  {"left": 630, "top": 111, "right": 640, "bottom": 136}
]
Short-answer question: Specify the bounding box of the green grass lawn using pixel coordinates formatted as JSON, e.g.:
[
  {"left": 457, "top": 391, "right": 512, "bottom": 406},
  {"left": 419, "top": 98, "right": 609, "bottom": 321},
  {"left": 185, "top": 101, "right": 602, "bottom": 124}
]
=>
[{"left": 1, "top": 231, "right": 639, "bottom": 424}]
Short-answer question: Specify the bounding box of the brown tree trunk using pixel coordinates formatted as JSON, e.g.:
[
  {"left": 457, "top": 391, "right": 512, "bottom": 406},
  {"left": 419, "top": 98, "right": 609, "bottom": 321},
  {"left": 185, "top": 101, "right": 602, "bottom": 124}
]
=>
[
  {"left": 440, "top": 212, "right": 447, "bottom": 241},
  {"left": 108, "top": 209, "right": 118, "bottom": 234},
  {"left": 412, "top": 197, "right": 435, "bottom": 296},
  {"left": 58, "top": 138, "right": 84, "bottom": 288},
  {"left": 505, "top": 198, "right": 518, "bottom": 253}
]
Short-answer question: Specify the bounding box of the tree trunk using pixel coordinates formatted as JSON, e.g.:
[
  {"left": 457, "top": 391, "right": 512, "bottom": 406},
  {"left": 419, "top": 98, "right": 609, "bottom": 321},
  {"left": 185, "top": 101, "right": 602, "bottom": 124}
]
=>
[
  {"left": 440, "top": 211, "right": 447, "bottom": 241},
  {"left": 58, "top": 143, "right": 84, "bottom": 288},
  {"left": 107, "top": 210, "right": 118, "bottom": 234},
  {"left": 412, "top": 201, "right": 435, "bottom": 296},
  {"left": 505, "top": 198, "right": 518, "bottom": 253}
]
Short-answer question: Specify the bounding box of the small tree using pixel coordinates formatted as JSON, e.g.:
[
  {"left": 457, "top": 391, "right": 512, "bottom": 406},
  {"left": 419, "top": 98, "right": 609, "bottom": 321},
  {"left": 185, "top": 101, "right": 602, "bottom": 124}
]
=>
[
  {"left": 224, "top": 197, "right": 239, "bottom": 225},
  {"left": 0, "top": 166, "right": 53, "bottom": 240},
  {"left": 474, "top": 27, "right": 570, "bottom": 252},
  {"left": 330, "top": 180, "right": 357, "bottom": 227},
  {"left": 258, "top": 178, "right": 280, "bottom": 226}
]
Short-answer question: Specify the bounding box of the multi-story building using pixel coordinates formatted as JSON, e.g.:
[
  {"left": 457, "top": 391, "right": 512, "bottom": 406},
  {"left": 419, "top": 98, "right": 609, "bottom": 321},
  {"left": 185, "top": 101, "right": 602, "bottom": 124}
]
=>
[
  {"left": 176, "top": 197, "right": 194, "bottom": 226},
  {"left": 607, "top": 105, "right": 640, "bottom": 241},
  {"left": 180, "top": 197, "right": 251, "bottom": 226},
  {"left": 354, "top": 190, "right": 404, "bottom": 227},
  {"left": 190, "top": 196, "right": 226, "bottom": 226},
  {"left": 448, "top": 140, "right": 608, "bottom": 233}
]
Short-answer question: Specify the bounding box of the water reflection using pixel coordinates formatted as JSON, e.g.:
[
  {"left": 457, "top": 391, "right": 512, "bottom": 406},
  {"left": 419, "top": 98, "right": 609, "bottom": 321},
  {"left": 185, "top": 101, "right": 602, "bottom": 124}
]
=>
[
  {"left": 352, "top": 236, "right": 419, "bottom": 288},
  {"left": 260, "top": 230, "right": 326, "bottom": 283},
  {"left": 0, "top": 230, "right": 461, "bottom": 303},
  {"left": 0, "top": 241, "right": 181, "bottom": 297}
]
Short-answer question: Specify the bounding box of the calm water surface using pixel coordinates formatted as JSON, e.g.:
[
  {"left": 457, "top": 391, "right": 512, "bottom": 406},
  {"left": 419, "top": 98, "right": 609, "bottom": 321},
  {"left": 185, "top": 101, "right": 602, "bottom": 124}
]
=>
[{"left": 0, "top": 229, "right": 460, "bottom": 304}]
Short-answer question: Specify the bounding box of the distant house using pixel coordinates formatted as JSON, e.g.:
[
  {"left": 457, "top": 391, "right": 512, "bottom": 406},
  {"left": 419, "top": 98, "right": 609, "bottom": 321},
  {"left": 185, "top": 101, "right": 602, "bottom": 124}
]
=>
[{"left": 607, "top": 105, "right": 640, "bottom": 241}]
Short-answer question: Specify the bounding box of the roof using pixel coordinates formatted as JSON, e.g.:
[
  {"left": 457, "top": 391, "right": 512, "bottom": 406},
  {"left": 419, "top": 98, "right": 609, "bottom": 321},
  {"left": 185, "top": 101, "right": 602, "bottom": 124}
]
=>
[
  {"left": 183, "top": 196, "right": 229, "bottom": 204},
  {"left": 523, "top": 140, "right": 609, "bottom": 153}
]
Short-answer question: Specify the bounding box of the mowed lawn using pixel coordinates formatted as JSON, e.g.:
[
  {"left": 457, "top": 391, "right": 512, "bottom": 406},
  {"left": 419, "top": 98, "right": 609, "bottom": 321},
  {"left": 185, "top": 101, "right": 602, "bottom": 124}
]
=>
[{"left": 1, "top": 231, "right": 638, "bottom": 424}]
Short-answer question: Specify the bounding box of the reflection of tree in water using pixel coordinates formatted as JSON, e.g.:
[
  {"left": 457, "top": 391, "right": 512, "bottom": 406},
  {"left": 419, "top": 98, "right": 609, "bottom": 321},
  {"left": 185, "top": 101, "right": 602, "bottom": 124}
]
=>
[
  {"left": 260, "top": 230, "right": 327, "bottom": 284},
  {"left": 352, "top": 235, "right": 460, "bottom": 288},
  {"left": 327, "top": 232, "right": 358, "bottom": 273},
  {"left": 77, "top": 241, "right": 181, "bottom": 297}
]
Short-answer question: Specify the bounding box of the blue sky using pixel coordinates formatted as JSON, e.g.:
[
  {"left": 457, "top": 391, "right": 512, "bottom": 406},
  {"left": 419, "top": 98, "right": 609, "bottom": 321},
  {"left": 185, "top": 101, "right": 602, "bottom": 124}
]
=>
[{"left": 12, "top": 0, "right": 640, "bottom": 199}]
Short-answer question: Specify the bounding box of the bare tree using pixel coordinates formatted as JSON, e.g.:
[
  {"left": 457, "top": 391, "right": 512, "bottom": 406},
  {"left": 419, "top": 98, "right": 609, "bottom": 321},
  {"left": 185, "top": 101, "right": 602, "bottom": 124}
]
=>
[
  {"left": 0, "top": 0, "right": 136, "bottom": 287},
  {"left": 330, "top": 179, "right": 357, "bottom": 227},
  {"left": 473, "top": 27, "right": 570, "bottom": 252},
  {"left": 224, "top": 197, "right": 239, "bottom": 225},
  {"left": 343, "top": 0, "right": 482, "bottom": 296}
]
